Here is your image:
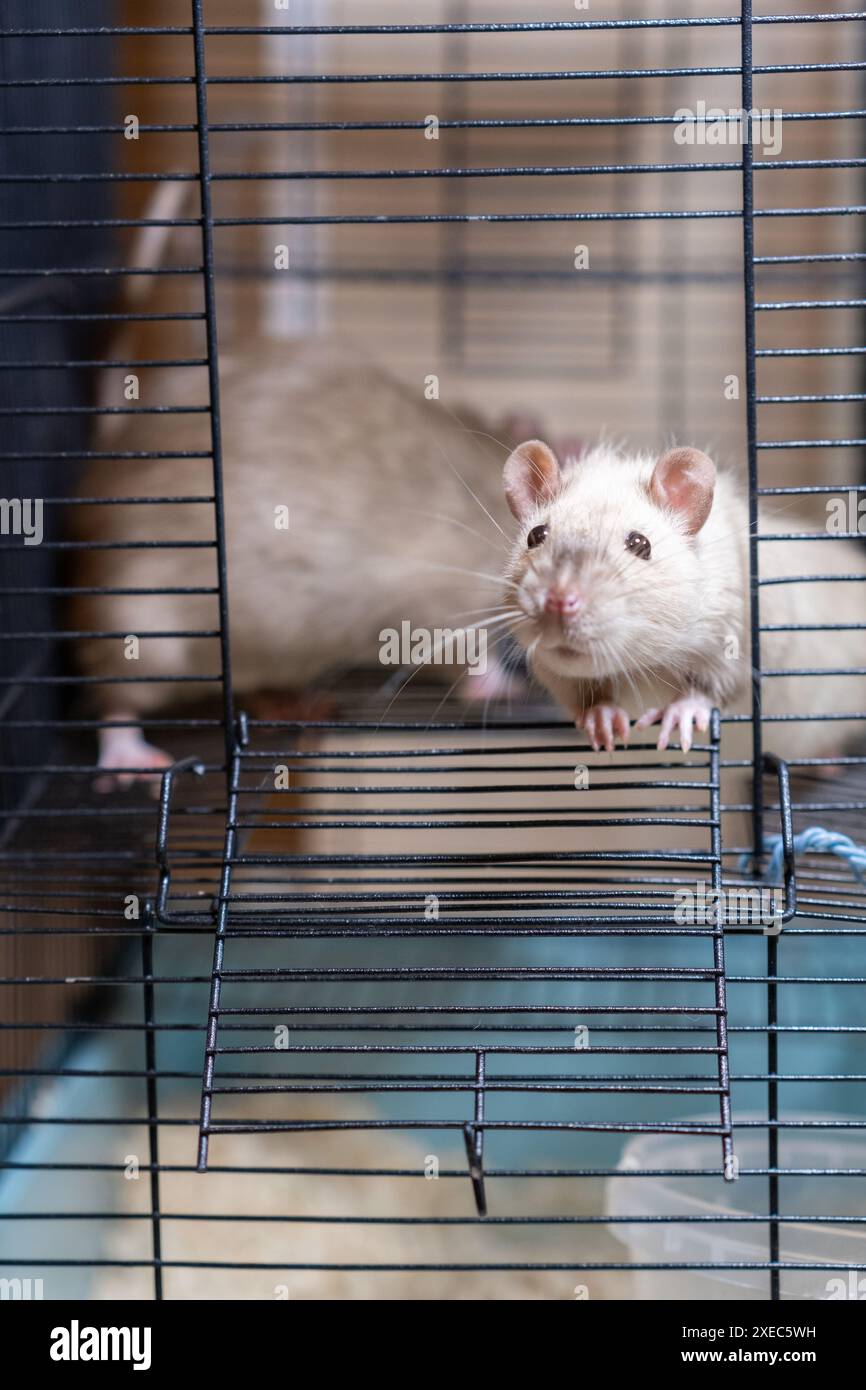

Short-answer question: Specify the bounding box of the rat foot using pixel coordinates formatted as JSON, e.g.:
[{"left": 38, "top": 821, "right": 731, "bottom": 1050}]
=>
[
  {"left": 578, "top": 703, "right": 631, "bottom": 753},
  {"left": 636, "top": 694, "right": 712, "bottom": 754},
  {"left": 96, "top": 718, "right": 173, "bottom": 794}
]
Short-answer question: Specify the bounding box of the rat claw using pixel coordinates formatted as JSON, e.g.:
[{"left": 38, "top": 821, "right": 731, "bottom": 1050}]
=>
[
  {"left": 613, "top": 708, "right": 631, "bottom": 746},
  {"left": 680, "top": 711, "right": 695, "bottom": 755},
  {"left": 646, "top": 694, "right": 713, "bottom": 755},
  {"left": 576, "top": 712, "right": 600, "bottom": 753},
  {"left": 657, "top": 707, "right": 677, "bottom": 752},
  {"left": 635, "top": 707, "right": 662, "bottom": 732},
  {"left": 578, "top": 703, "right": 631, "bottom": 754},
  {"left": 601, "top": 708, "right": 615, "bottom": 753}
]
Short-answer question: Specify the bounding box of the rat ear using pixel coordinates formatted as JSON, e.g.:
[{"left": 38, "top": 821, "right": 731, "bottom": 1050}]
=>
[
  {"left": 650, "top": 447, "right": 715, "bottom": 535},
  {"left": 503, "top": 439, "right": 561, "bottom": 523}
]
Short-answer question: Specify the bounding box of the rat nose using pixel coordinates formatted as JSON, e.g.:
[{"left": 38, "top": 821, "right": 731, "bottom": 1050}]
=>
[{"left": 544, "top": 586, "right": 582, "bottom": 616}]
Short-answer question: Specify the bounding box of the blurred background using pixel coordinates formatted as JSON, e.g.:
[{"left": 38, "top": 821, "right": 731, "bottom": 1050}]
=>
[{"left": 114, "top": 0, "right": 864, "bottom": 478}]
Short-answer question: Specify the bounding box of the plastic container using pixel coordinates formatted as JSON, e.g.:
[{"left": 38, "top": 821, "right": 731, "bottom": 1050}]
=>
[{"left": 606, "top": 1122, "right": 866, "bottom": 1300}]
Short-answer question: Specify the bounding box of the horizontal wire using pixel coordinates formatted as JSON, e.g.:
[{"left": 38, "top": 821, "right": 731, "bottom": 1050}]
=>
[
  {"left": 0, "top": 313, "right": 205, "bottom": 325},
  {"left": 2, "top": 61, "right": 864, "bottom": 88},
  {"left": 6, "top": 15, "right": 866, "bottom": 40},
  {"left": 4, "top": 208, "right": 866, "bottom": 232},
  {"left": 3, "top": 110, "right": 866, "bottom": 136},
  {"left": 10, "top": 1210, "right": 862, "bottom": 1226},
  {"left": 0, "top": 406, "right": 209, "bottom": 417},
  {"left": 0, "top": 1259, "right": 859, "bottom": 1273},
  {"left": 6, "top": 157, "right": 866, "bottom": 186},
  {"left": 757, "top": 299, "right": 866, "bottom": 310},
  {"left": 0, "top": 358, "right": 208, "bottom": 369}
]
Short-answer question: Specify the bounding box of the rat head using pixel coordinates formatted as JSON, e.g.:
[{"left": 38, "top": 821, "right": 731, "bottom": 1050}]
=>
[{"left": 502, "top": 440, "right": 716, "bottom": 683}]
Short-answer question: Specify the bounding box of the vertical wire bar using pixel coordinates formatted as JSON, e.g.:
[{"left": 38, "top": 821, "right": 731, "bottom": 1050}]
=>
[
  {"left": 463, "top": 1050, "right": 487, "bottom": 1216},
  {"left": 740, "top": 0, "right": 764, "bottom": 859},
  {"left": 658, "top": 0, "right": 688, "bottom": 442},
  {"left": 767, "top": 934, "right": 779, "bottom": 1299},
  {"left": 141, "top": 906, "right": 163, "bottom": 1300},
  {"left": 861, "top": 22, "right": 866, "bottom": 506},
  {"left": 709, "top": 708, "right": 734, "bottom": 1176},
  {"left": 741, "top": 0, "right": 778, "bottom": 1299},
  {"left": 191, "top": 0, "right": 235, "bottom": 773},
  {"left": 441, "top": 0, "right": 468, "bottom": 363},
  {"left": 197, "top": 746, "right": 242, "bottom": 1171}
]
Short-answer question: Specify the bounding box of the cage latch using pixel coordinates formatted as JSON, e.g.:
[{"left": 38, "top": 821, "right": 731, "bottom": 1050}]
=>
[
  {"left": 154, "top": 756, "right": 207, "bottom": 921},
  {"left": 463, "top": 1051, "right": 488, "bottom": 1217},
  {"left": 759, "top": 753, "right": 797, "bottom": 923}
]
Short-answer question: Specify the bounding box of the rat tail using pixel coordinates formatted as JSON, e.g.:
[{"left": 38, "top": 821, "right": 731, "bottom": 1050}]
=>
[
  {"left": 95, "top": 178, "right": 194, "bottom": 439},
  {"left": 124, "top": 176, "right": 192, "bottom": 306}
]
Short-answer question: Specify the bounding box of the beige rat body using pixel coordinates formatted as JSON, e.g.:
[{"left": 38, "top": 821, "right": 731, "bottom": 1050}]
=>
[
  {"left": 502, "top": 439, "right": 866, "bottom": 764},
  {"left": 74, "top": 343, "right": 514, "bottom": 779}
]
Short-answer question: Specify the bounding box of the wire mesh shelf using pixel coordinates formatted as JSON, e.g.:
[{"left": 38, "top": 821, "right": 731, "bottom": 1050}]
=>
[{"left": 149, "top": 710, "right": 741, "bottom": 1198}]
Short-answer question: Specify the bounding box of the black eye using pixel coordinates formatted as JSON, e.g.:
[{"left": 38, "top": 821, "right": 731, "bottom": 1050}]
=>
[
  {"left": 625, "top": 530, "right": 651, "bottom": 560},
  {"left": 527, "top": 524, "right": 549, "bottom": 549}
]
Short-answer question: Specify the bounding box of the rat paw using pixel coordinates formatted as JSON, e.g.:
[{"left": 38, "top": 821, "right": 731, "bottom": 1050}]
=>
[
  {"left": 636, "top": 695, "right": 712, "bottom": 754},
  {"left": 578, "top": 703, "right": 631, "bottom": 753},
  {"left": 95, "top": 723, "right": 173, "bottom": 794}
]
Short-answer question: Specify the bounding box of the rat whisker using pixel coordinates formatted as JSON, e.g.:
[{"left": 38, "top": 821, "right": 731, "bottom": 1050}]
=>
[
  {"left": 415, "top": 561, "right": 519, "bottom": 590},
  {"left": 425, "top": 669, "right": 475, "bottom": 725},
  {"left": 449, "top": 603, "right": 523, "bottom": 621},
  {"left": 375, "top": 617, "right": 519, "bottom": 723},
  {"left": 393, "top": 505, "right": 511, "bottom": 556},
  {"left": 435, "top": 441, "right": 511, "bottom": 546}
]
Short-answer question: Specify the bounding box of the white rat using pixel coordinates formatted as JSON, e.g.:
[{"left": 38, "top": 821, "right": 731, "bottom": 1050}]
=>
[{"left": 502, "top": 438, "right": 866, "bottom": 761}]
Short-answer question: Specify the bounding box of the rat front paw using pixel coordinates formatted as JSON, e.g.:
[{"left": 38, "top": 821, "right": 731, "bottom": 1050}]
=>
[
  {"left": 577, "top": 703, "right": 631, "bottom": 753},
  {"left": 635, "top": 694, "right": 712, "bottom": 754}
]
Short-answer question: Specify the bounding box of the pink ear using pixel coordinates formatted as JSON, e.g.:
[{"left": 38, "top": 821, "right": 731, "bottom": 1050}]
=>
[
  {"left": 503, "top": 439, "right": 561, "bottom": 522},
  {"left": 650, "top": 447, "right": 715, "bottom": 535}
]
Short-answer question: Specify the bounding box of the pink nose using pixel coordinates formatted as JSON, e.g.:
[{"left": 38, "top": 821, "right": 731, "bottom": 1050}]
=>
[{"left": 544, "top": 587, "right": 582, "bottom": 616}]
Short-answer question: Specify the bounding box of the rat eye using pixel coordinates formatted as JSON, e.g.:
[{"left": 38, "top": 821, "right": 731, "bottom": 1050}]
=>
[
  {"left": 527, "top": 523, "right": 549, "bottom": 550},
  {"left": 625, "top": 530, "right": 651, "bottom": 560}
]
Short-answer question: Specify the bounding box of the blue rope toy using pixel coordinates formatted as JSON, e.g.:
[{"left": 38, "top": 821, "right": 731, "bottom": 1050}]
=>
[{"left": 740, "top": 827, "right": 866, "bottom": 885}]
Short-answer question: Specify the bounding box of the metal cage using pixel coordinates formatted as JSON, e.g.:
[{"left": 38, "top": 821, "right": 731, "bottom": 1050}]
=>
[{"left": 0, "top": 1, "right": 864, "bottom": 1303}]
